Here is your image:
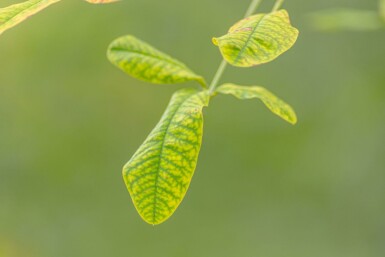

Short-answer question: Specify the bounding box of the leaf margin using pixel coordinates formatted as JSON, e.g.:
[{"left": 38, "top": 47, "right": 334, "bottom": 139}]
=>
[
  {"left": 122, "top": 88, "right": 210, "bottom": 225},
  {"left": 107, "top": 35, "right": 207, "bottom": 88},
  {"left": 216, "top": 83, "right": 297, "bottom": 125}
]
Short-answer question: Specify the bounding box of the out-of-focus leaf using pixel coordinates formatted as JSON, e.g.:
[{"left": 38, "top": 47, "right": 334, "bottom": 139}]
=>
[
  {"left": 308, "top": 9, "right": 383, "bottom": 31},
  {"left": 380, "top": 0, "right": 385, "bottom": 21},
  {"left": 123, "top": 88, "right": 209, "bottom": 225},
  {"left": 212, "top": 10, "right": 299, "bottom": 67},
  {"left": 0, "top": 0, "right": 60, "bottom": 36},
  {"left": 216, "top": 83, "right": 297, "bottom": 124},
  {"left": 85, "top": 0, "right": 119, "bottom": 4},
  {"left": 107, "top": 35, "right": 207, "bottom": 87}
]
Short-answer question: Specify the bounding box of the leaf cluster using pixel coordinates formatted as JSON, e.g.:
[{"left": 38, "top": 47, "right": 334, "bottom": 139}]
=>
[{"left": 107, "top": 9, "right": 299, "bottom": 225}]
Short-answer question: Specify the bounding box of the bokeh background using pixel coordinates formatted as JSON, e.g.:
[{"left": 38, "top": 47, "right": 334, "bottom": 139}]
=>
[{"left": 1, "top": 0, "right": 384, "bottom": 256}]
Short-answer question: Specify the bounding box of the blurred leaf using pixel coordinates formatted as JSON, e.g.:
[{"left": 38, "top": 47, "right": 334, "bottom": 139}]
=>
[
  {"left": 216, "top": 83, "right": 297, "bottom": 124},
  {"left": 123, "top": 88, "right": 209, "bottom": 225},
  {"left": 85, "top": 0, "right": 119, "bottom": 4},
  {"left": 308, "top": 9, "right": 384, "bottom": 31},
  {"left": 212, "top": 10, "right": 299, "bottom": 67},
  {"left": 107, "top": 35, "right": 207, "bottom": 87},
  {"left": 0, "top": 0, "right": 60, "bottom": 36},
  {"left": 380, "top": 0, "right": 385, "bottom": 21}
]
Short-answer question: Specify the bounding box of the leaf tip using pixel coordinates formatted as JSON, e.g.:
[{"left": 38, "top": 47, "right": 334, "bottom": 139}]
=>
[{"left": 212, "top": 37, "right": 219, "bottom": 46}]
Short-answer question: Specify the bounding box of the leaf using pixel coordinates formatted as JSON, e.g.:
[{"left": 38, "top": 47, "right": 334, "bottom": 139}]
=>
[
  {"left": 216, "top": 83, "right": 297, "bottom": 125},
  {"left": 380, "top": 0, "right": 385, "bottom": 21},
  {"left": 85, "top": 0, "right": 119, "bottom": 4},
  {"left": 0, "top": 0, "right": 60, "bottom": 36},
  {"left": 308, "top": 9, "right": 384, "bottom": 31},
  {"left": 123, "top": 88, "right": 210, "bottom": 225},
  {"left": 107, "top": 35, "right": 207, "bottom": 87},
  {"left": 212, "top": 10, "right": 299, "bottom": 67}
]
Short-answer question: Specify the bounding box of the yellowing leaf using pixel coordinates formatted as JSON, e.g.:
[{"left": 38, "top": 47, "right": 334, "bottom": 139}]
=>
[
  {"left": 0, "top": 0, "right": 60, "bottom": 36},
  {"left": 216, "top": 83, "right": 297, "bottom": 124},
  {"left": 212, "top": 10, "right": 299, "bottom": 67},
  {"left": 123, "top": 88, "right": 209, "bottom": 225},
  {"left": 107, "top": 35, "right": 207, "bottom": 87},
  {"left": 85, "top": 0, "right": 119, "bottom": 4}
]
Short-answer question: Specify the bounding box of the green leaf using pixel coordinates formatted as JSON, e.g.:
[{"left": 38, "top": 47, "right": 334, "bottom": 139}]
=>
[
  {"left": 85, "top": 0, "right": 119, "bottom": 4},
  {"left": 380, "top": 0, "right": 385, "bottom": 21},
  {"left": 123, "top": 88, "right": 210, "bottom": 225},
  {"left": 212, "top": 10, "right": 299, "bottom": 67},
  {"left": 308, "top": 9, "right": 384, "bottom": 31},
  {"left": 216, "top": 83, "right": 297, "bottom": 125},
  {"left": 0, "top": 0, "right": 60, "bottom": 36},
  {"left": 107, "top": 35, "right": 207, "bottom": 87}
]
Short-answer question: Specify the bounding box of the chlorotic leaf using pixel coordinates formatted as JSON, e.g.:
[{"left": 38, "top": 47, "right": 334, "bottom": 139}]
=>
[
  {"left": 123, "top": 88, "right": 210, "bottom": 225},
  {"left": 216, "top": 83, "right": 297, "bottom": 124},
  {"left": 85, "top": 0, "right": 119, "bottom": 4},
  {"left": 212, "top": 10, "right": 299, "bottom": 67},
  {"left": 0, "top": 0, "right": 60, "bottom": 36},
  {"left": 107, "top": 35, "right": 207, "bottom": 87},
  {"left": 308, "top": 9, "right": 384, "bottom": 31}
]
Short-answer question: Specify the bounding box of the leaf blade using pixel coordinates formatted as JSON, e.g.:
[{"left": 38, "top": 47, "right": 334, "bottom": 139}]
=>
[
  {"left": 213, "top": 10, "right": 299, "bottom": 67},
  {"left": 85, "top": 0, "right": 119, "bottom": 3},
  {"left": 0, "top": 0, "right": 60, "bottom": 36},
  {"left": 123, "top": 88, "right": 209, "bottom": 225},
  {"left": 308, "top": 9, "right": 384, "bottom": 31},
  {"left": 381, "top": 0, "right": 385, "bottom": 21},
  {"left": 107, "top": 35, "right": 207, "bottom": 87},
  {"left": 216, "top": 83, "right": 297, "bottom": 124}
]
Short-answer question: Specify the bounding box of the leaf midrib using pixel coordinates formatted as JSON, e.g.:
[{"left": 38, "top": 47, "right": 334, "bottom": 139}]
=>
[
  {"left": 150, "top": 92, "right": 198, "bottom": 224},
  {"left": 110, "top": 47, "right": 191, "bottom": 71},
  {"left": 233, "top": 14, "right": 267, "bottom": 64},
  {"left": 0, "top": 0, "right": 58, "bottom": 28}
]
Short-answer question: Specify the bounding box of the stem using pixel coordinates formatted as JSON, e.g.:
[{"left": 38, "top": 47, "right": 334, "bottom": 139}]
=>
[
  {"left": 272, "top": 0, "right": 284, "bottom": 12},
  {"left": 244, "top": 0, "right": 263, "bottom": 17},
  {"left": 208, "top": 60, "right": 227, "bottom": 94},
  {"left": 209, "top": 0, "right": 263, "bottom": 94}
]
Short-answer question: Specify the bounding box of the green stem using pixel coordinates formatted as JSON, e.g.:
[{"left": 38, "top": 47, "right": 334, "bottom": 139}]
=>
[
  {"left": 272, "top": 0, "right": 284, "bottom": 12},
  {"left": 208, "top": 0, "right": 263, "bottom": 94}
]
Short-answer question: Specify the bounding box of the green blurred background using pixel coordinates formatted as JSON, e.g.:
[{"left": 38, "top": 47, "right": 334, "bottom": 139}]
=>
[{"left": 1, "top": 0, "right": 384, "bottom": 256}]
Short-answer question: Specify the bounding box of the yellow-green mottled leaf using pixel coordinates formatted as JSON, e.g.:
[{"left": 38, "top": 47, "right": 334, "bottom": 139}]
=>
[
  {"left": 308, "top": 9, "right": 384, "bottom": 31},
  {"left": 0, "top": 0, "right": 60, "bottom": 36},
  {"left": 107, "top": 35, "right": 207, "bottom": 87},
  {"left": 123, "top": 88, "right": 209, "bottom": 225},
  {"left": 85, "top": 0, "right": 119, "bottom": 4},
  {"left": 216, "top": 83, "right": 297, "bottom": 125},
  {"left": 212, "top": 10, "right": 299, "bottom": 67}
]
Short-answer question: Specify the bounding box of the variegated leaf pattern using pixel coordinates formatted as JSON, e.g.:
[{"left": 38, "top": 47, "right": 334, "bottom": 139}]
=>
[
  {"left": 212, "top": 10, "right": 299, "bottom": 67},
  {"left": 107, "top": 35, "right": 207, "bottom": 87},
  {"left": 0, "top": 0, "right": 60, "bottom": 36},
  {"left": 123, "top": 88, "right": 210, "bottom": 225},
  {"left": 85, "top": 0, "right": 119, "bottom": 4},
  {"left": 216, "top": 83, "right": 297, "bottom": 124}
]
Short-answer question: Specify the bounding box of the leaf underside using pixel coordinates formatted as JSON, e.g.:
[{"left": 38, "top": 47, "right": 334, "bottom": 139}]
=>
[
  {"left": 216, "top": 83, "right": 297, "bottom": 124},
  {"left": 123, "top": 88, "right": 209, "bottom": 225},
  {"left": 0, "top": 0, "right": 60, "bottom": 36},
  {"left": 213, "top": 10, "right": 299, "bottom": 67},
  {"left": 107, "top": 35, "right": 207, "bottom": 87}
]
